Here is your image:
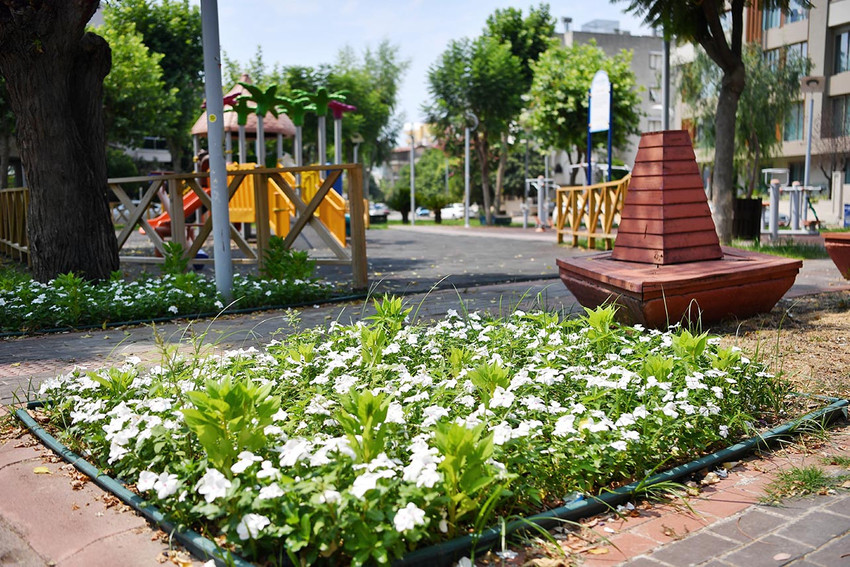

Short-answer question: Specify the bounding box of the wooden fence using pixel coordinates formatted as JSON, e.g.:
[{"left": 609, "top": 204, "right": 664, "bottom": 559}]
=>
[
  {"left": 0, "top": 164, "right": 368, "bottom": 290},
  {"left": 555, "top": 174, "right": 630, "bottom": 250},
  {"left": 0, "top": 187, "right": 28, "bottom": 263}
]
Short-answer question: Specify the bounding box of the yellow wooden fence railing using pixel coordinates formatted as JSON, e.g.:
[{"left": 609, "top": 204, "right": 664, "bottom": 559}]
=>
[
  {"left": 0, "top": 187, "right": 28, "bottom": 263},
  {"left": 555, "top": 174, "right": 630, "bottom": 250},
  {"left": 1, "top": 165, "right": 368, "bottom": 290}
]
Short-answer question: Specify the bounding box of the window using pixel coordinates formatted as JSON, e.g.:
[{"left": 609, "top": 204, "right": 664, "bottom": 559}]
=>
[
  {"left": 832, "top": 95, "right": 850, "bottom": 137},
  {"left": 786, "top": 42, "right": 808, "bottom": 63},
  {"left": 764, "top": 48, "right": 781, "bottom": 70},
  {"left": 784, "top": 102, "right": 804, "bottom": 141},
  {"left": 648, "top": 87, "right": 661, "bottom": 102},
  {"left": 649, "top": 51, "right": 662, "bottom": 70},
  {"left": 786, "top": 0, "right": 808, "bottom": 23},
  {"left": 647, "top": 119, "right": 662, "bottom": 132},
  {"left": 789, "top": 162, "right": 805, "bottom": 183},
  {"left": 836, "top": 30, "right": 850, "bottom": 74},
  {"left": 763, "top": 6, "right": 780, "bottom": 30}
]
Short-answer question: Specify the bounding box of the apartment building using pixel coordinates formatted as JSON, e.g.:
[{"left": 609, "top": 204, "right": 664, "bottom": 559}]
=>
[{"left": 690, "top": 1, "right": 850, "bottom": 194}]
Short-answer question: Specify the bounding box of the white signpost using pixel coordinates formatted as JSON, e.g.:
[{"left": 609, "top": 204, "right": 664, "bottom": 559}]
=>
[{"left": 587, "top": 70, "right": 613, "bottom": 185}]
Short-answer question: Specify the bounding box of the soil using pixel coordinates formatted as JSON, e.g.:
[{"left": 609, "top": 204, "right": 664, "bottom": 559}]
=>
[{"left": 710, "top": 289, "right": 850, "bottom": 400}]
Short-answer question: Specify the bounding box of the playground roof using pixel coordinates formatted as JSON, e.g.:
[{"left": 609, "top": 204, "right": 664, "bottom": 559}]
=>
[{"left": 190, "top": 74, "right": 296, "bottom": 137}]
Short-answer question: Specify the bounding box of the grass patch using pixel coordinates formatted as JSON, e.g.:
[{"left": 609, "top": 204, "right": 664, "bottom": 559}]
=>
[
  {"left": 732, "top": 239, "right": 829, "bottom": 259},
  {"left": 762, "top": 465, "right": 849, "bottom": 502},
  {"left": 822, "top": 455, "right": 850, "bottom": 468}
]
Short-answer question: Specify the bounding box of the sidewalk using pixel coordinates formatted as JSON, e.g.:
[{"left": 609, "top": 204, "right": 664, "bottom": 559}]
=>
[{"left": 1, "top": 251, "right": 849, "bottom": 565}]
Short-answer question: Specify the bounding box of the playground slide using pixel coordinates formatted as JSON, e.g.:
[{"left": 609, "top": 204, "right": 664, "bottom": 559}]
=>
[{"left": 146, "top": 188, "right": 209, "bottom": 230}]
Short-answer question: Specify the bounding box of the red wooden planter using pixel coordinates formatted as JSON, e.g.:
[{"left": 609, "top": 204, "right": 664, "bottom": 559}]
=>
[
  {"left": 557, "top": 131, "right": 801, "bottom": 328},
  {"left": 823, "top": 232, "right": 850, "bottom": 280}
]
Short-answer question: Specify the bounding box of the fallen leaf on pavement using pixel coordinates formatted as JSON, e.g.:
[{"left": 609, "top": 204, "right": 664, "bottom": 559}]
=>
[
  {"left": 773, "top": 553, "right": 791, "bottom": 561},
  {"left": 33, "top": 466, "right": 50, "bottom": 474},
  {"left": 587, "top": 548, "right": 609, "bottom": 555}
]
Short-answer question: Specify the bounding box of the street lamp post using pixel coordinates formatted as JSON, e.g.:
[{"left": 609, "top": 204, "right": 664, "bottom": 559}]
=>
[
  {"left": 408, "top": 122, "right": 416, "bottom": 226},
  {"left": 464, "top": 112, "right": 478, "bottom": 228}
]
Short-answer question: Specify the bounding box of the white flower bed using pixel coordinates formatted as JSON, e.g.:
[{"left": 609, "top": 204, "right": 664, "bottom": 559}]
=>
[{"left": 38, "top": 300, "right": 787, "bottom": 566}]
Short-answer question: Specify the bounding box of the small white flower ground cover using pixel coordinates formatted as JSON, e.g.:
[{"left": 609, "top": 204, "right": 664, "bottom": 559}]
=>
[{"left": 38, "top": 299, "right": 787, "bottom": 566}]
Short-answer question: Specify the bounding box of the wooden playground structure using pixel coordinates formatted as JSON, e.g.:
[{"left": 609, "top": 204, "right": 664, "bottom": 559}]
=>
[{"left": 1, "top": 164, "right": 368, "bottom": 290}]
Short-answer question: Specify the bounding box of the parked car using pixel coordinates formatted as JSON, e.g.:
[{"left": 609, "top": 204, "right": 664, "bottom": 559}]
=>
[
  {"left": 440, "top": 203, "right": 477, "bottom": 220},
  {"left": 415, "top": 206, "right": 431, "bottom": 217},
  {"left": 369, "top": 202, "right": 390, "bottom": 223}
]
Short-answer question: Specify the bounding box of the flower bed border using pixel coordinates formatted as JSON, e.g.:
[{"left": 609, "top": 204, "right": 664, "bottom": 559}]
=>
[
  {"left": 16, "top": 396, "right": 849, "bottom": 567},
  {"left": 0, "top": 291, "right": 368, "bottom": 339}
]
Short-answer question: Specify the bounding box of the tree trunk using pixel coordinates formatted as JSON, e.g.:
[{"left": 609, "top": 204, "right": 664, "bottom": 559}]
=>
[
  {"left": 0, "top": 133, "right": 8, "bottom": 189},
  {"left": 0, "top": 1, "right": 119, "bottom": 281},
  {"left": 475, "top": 132, "right": 493, "bottom": 225},
  {"left": 494, "top": 132, "right": 508, "bottom": 213},
  {"left": 710, "top": 62, "right": 745, "bottom": 244}
]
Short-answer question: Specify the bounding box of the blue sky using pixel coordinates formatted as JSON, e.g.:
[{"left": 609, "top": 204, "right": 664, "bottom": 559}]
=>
[{"left": 212, "top": 1, "right": 652, "bottom": 123}]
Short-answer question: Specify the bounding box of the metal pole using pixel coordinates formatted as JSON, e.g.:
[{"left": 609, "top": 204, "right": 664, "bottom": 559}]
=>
[
  {"left": 238, "top": 125, "right": 246, "bottom": 164},
  {"left": 445, "top": 158, "right": 450, "bottom": 195},
  {"left": 334, "top": 118, "right": 342, "bottom": 164},
  {"left": 803, "top": 95, "right": 814, "bottom": 222},
  {"left": 409, "top": 127, "right": 415, "bottom": 226},
  {"left": 607, "top": 86, "right": 613, "bottom": 182},
  {"left": 276, "top": 134, "right": 283, "bottom": 165},
  {"left": 464, "top": 127, "right": 471, "bottom": 228},
  {"left": 662, "top": 39, "right": 670, "bottom": 130},
  {"left": 318, "top": 115, "right": 327, "bottom": 166},
  {"left": 586, "top": 88, "right": 592, "bottom": 185},
  {"left": 225, "top": 131, "right": 232, "bottom": 164},
  {"left": 200, "top": 0, "right": 232, "bottom": 300}
]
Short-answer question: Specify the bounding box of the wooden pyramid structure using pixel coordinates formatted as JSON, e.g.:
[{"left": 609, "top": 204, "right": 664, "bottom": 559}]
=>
[
  {"left": 611, "top": 130, "right": 722, "bottom": 265},
  {"left": 555, "top": 129, "right": 802, "bottom": 328}
]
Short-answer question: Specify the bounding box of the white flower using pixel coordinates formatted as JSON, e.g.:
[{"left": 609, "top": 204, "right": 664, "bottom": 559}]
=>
[
  {"left": 278, "top": 438, "right": 313, "bottom": 467},
  {"left": 609, "top": 440, "right": 628, "bottom": 451},
  {"left": 137, "top": 470, "right": 158, "bottom": 492},
  {"left": 271, "top": 408, "right": 289, "bottom": 422},
  {"left": 319, "top": 489, "right": 341, "bottom": 504},
  {"left": 489, "top": 387, "right": 515, "bottom": 408},
  {"left": 349, "top": 469, "right": 395, "bottom": 499},
  {"left": 153, "top": 472, "right": 180, "bottom": 499},
  {"left": 231, "top": 451, "right": 263, "bottom": 474},
  {"left": 393, "top": 502, "right": 427, "bottom": 532},
  {"left": 256, "top": 460, "right": 281, "bottom": 480},
  {"left": 492, "top": 422, "right": 513, "bottom": 446},
  {"left": 236, "top": 513, "right": 270, "bottom": 540},
  {"left": 258, "top": 483, "right": 285, "bottom": 500},
  {"left": 167, "top": 305, "right": 178, "bottom": 314},
  {"left": 553, "top": 414, "right": 577, "bottom": 437},
  {"left": 385, "top": 401, "right": 406, "bottom": 424},
  {"left": 455, "top": 557, "right": 473, "bottom": 567},
  {"left": 197, "top": 468, "right": 232, "bottom": 503},
  {"left": 719, "top": 425, "right": 729, "bottom": 439},
  {"left": 421, "top": 405, "right": 450, "bottom": 427}
]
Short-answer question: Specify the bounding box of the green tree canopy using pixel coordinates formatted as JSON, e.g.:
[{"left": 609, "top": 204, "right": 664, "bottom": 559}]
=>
[
  {"left": 97, "top": 10, "right": 176, "bottom": 150},
  {"left": 616, "top": 0, "right": 811, "bottom": 242},
  {"left": 485, "top": 3, "right": 556, "bottom": 90},
  {"left": 680, "top": 43, "right": 810, "bottom": 196},
  {"left": 527, "top": 40, "right": 641, "bottom": 183},
  {"left": 104, "top": 0, "right": 203, "bottom": 171},
  {"left": 425, "top": 35, "right": 524, "bottom": 223}
]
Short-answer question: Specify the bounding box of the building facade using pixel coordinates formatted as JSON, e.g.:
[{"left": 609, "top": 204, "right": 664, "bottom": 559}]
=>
[{"left": 552, "top": 19, "right": 665, "bottom": 185}]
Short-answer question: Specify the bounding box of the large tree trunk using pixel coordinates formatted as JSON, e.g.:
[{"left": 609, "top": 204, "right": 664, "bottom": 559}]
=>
[
  {"left": 0, "top": 133, "right": 8, "bottom": 189},
  {"left": 0, "top": 1, "right": 119, "bottom": 281},
  {"left": 710, "top": 63, "right": 745, "bottom": 244},
  {"left": 475, "top": 132, "right": 493, "bottom": 225}
]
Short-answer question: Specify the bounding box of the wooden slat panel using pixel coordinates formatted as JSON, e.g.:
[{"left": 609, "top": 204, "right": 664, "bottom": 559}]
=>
[
  {"left": 634, "top": 145, "right": 696, "bottom": 162},
  {"left": 631, "top": 160, "right": 702, "bottom": 177},
  {"left": 614, "top": 231, "right": 724, "bottom": 250},
  {"left": 619, "top": 202, "right": 713, "bottom": 220},
  {"left": 627, "top": 174, "right": 706, "bottom": 191},
  {"left": 615, "top": 217, "right": 717, "bottom": 236},
  {"left": 623, "top": 188, "right": 713, "bottom": 206}
]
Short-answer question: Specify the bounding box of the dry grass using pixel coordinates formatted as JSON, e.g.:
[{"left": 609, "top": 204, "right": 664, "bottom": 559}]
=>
[{"left": 708, "top": 290, "right": 850, "bottom": 400}]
